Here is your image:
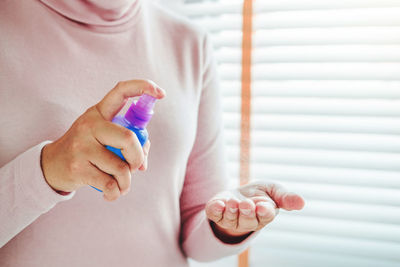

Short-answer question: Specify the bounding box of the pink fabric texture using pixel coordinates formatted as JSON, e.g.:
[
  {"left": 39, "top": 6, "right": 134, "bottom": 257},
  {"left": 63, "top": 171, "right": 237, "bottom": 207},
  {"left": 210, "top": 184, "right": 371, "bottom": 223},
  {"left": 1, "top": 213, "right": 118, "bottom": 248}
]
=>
[{"left": 0, "top": 0, "right": 255, "bottom": 266}]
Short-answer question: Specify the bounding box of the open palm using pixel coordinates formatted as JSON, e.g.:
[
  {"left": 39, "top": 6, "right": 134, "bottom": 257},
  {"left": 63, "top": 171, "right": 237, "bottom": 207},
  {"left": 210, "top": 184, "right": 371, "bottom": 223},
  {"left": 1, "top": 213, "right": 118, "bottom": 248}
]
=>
[{"left": 206, "top": 181, "right": 305, "bottom": 236}]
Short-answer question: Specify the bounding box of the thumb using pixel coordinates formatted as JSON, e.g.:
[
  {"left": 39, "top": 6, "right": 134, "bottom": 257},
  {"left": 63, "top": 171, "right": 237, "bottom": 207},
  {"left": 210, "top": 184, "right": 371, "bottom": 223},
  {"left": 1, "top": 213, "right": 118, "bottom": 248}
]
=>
[
  {"left": 96, "top": 79, "right": 165, "bottom": 121},
  {"left": 258, "top": 183, "right": 305, "bottom": 211}
]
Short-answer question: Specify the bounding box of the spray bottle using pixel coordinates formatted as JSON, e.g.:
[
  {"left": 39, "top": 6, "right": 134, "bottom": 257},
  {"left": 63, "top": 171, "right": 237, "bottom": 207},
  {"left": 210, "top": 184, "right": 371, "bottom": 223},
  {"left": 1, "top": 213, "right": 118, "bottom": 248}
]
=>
[{"left": 91, "top": 94, "right": 157, "bottom": 192}]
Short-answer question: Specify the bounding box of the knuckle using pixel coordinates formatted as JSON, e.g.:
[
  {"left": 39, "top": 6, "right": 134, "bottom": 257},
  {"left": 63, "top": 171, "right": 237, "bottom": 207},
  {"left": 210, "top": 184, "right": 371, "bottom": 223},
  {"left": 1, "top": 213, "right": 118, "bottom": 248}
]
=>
[
  {"left": 116, "top": 161, "right": 129, "bottom": 174},
  {"left": 69, "top": 139, "right": 90, "bottom": 156},
  {"left": 145, "top": 79, "right": 155, "bottom": 89},
  {"left": 85, "top": 106, "right": 96, "bottom": 115},
  {"left": 131, "top": 151, "right": 144, "bottom": 170},
  {"left": 105, "top": 179, "right": 118, "bottom": 193},
  {"left": 70, "top": 139, "right": 83, "bottom": 151},
  {"left": 115, "top": 81, "right": 125, "bottom": 90},
  {"left": 76, "top": 117, "right": 94, "bottom": 132},
  {"left": 122, "top": 129, "right": 136, "bottom": 145}
]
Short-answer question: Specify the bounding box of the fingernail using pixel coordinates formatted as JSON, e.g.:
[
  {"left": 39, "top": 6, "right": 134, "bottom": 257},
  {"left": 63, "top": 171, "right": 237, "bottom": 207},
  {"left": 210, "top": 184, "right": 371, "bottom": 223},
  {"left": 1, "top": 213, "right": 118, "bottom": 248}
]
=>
[
  {"left": 241, "top": 209, "right": 251, "bottom": 215},
  {"left": 157, "top": 87, "right": 165, "bottom": 96},
  {"left": 229, "top": 208, "right": 238, "bottom": 213}
]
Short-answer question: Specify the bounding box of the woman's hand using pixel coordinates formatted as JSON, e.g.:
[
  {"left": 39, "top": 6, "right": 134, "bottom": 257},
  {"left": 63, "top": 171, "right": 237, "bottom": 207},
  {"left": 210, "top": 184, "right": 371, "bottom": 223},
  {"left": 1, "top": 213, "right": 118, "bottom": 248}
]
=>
[
  {"left": 205, "top": 181, "right": 305, "bottom": 239},
  {"left": 41, "top": 80, "right": 165, "bottom": 201}
]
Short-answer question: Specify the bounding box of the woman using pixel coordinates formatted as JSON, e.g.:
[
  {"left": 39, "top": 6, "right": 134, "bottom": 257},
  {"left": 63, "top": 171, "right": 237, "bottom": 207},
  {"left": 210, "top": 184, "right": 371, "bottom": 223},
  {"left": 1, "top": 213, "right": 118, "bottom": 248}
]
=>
[{"left": 0, "top": 0, "right": 305, "bottom": 266}]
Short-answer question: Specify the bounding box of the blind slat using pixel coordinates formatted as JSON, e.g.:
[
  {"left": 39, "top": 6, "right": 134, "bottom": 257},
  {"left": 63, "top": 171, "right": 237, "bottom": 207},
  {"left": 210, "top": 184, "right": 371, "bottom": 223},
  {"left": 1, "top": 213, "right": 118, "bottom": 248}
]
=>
[
  {"left": 219, "top": 63, "right": 400, "bottom": 80},
  {"left": 183, "top": 0, "right": 400, "bottom": 17},
  {"left": 216, "top": 45, "right": 400, "bottom": 63},
  {"left": 226, "top": 146, "right": 400, "bottom": 171},
  {"left": 278, "top": 200, "right": 400, "bottom": 224},
  {"left": 222, "top": 113, "right": 400, "bottom": 134},
  {"left": 277, "top": 181, "right": 400, "bottom": 206},
  {"left": 197, "top": 8, "right": 400, "bottom": 32},
  {"left": 224, "top": 130, "right": 400, "bottom": 153},
  {"left": 225, "top": 163, "right": 400, "bottom": 189},
  {"left": 270, "top": 214, "right": 400, "bottom": 243},
  {"left": 250, "top": 247, "right": 400, "bottom": 267},
  {"left": 223, "top": 97, "right": 400, "bottom": 116},
  {"left": 224, "top": 112, "right": 400, "bottom": 135},
  {"left": 221, "top": 80, "right": 400, "bottom": 98},
  {"left": 255, "top": 231, "right": 400, "bottom": 262},
  {"left": 250, "top": 163, "right": 400, "bottom": 188},
  {"left": 213, "top": 27, "right": 400, "bottom": 47}
]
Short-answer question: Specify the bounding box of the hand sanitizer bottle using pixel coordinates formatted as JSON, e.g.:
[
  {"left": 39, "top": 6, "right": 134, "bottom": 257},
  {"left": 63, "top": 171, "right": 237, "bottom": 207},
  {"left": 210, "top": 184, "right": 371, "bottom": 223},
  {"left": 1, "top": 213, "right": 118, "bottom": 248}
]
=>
[
  {"left": 106, "top": 94, "right": 156, "bottom": 160},
  {"left": 91, "top": 94, "right": 157, "bottom": 192}
]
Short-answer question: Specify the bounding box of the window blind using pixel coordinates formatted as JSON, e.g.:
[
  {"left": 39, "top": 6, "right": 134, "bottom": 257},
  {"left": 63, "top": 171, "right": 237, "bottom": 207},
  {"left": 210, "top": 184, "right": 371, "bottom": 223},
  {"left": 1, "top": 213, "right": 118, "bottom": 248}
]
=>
[{"left": 178, "top": 0, "right": 400, "bottom": 266}]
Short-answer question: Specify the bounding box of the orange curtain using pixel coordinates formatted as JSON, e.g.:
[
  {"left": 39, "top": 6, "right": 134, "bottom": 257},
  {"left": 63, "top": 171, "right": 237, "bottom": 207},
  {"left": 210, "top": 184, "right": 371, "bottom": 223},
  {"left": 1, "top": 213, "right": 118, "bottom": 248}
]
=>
[{"left": 238, "top": 0, "right": 253, "bottom": 267}]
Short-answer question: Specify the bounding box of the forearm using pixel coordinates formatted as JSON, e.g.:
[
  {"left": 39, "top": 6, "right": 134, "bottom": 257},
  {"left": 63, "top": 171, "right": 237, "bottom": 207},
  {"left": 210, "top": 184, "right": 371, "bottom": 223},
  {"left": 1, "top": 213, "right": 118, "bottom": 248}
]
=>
[{"left": 0, "top": 141, "right": 72, "bottom": 247}]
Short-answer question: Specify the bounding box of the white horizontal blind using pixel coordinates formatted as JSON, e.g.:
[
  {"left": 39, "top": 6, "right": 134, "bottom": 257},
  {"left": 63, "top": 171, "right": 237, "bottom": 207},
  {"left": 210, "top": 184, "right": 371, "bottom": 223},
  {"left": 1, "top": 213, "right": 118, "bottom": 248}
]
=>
[{"left": 180, "top": 0, "right": 400, "bottom": 267}]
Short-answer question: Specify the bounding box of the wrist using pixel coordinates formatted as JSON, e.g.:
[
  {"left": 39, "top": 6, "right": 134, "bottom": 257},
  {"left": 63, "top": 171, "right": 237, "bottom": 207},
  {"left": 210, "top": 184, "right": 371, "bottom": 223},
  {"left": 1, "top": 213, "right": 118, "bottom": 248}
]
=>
[{"left": 40, "top": 143, "right": 71, "bottom": 195}]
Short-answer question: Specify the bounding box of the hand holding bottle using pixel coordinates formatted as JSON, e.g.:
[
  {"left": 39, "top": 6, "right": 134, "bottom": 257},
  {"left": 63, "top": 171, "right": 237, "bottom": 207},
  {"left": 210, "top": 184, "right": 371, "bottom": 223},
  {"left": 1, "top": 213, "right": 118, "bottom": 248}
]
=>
[{"left": 40, "top": 80, "right": 165, "bottom": 201}]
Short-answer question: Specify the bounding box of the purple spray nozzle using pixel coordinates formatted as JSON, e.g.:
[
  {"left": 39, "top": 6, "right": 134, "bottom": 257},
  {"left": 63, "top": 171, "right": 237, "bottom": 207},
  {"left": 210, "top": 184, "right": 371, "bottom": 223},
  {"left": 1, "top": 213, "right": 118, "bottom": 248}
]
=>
[{"left": 125, "top": 94, "right": 157, "bottom": 128}]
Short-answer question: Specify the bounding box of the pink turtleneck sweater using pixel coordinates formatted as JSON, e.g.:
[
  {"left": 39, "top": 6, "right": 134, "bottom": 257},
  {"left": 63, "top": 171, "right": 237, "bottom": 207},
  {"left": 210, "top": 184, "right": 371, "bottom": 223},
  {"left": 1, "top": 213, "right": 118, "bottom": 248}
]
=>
[{"left": 0, "top": 0, "right": 255, "bottom": 266}]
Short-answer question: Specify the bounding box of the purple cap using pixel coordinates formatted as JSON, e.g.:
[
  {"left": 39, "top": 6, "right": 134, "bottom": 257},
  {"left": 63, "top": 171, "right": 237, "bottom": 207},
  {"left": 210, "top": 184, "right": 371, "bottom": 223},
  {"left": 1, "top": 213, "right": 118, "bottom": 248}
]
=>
[{"left": 125, "top": 94, "right": 157, "bottom": 128}]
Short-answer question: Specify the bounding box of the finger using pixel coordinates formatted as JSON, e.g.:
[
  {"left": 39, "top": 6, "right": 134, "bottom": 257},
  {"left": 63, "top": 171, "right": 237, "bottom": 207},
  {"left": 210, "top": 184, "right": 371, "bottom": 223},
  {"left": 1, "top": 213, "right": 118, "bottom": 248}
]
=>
[
  {"left": 84, "top": 162, "right": 121, "bottom": 201},
  {"left": 93, "top": 120, "right": 145, "bottom": 170},
  {"left": 143, "top": 140, "right": 151, "bottom": 156},
  {"left": 251, "top": 196, "right": 276, "bottom": 205},
  {"left": 258, "top": 183, "right": 305, "bottom": 211},
  {"left": 238, "top": 199, "right": 258, "bottom": 232},
  {"left": 256, "top": 201, "right": 276, "bottom": 229},
  {"left": 96, "top": 80, "right": 166, "bottom": 121},
  {"left": 138, "top": 140, "right": 150, "bottom": 171},
  {"left": 138, "top": 155, "right": 148, "bottom": 171},
  {"left": 219, "top": 198, "right": 239, "bottom": 230},
  {"left": 88, "top": 144, "right": 132, "bottom": 195},
  {"left": 251, "top": 195, "right": 279, "bottom": 220},
  {"left": 205, "top": 199, "right": 225, "bottom": 223}
]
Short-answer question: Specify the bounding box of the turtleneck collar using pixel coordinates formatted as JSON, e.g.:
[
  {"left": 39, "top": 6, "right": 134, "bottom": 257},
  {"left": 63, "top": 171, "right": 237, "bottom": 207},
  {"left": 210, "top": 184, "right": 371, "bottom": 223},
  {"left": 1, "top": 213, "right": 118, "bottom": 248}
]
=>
[{"left": 39, "top": 0, "right": 142, "bottom": 32}]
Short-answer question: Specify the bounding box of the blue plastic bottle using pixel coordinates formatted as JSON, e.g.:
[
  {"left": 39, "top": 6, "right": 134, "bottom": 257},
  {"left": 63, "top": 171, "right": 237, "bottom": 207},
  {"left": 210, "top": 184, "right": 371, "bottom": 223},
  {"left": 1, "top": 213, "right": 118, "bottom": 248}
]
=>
[{"left": 91, "top": 94, "right": 157, "bottom": 192}]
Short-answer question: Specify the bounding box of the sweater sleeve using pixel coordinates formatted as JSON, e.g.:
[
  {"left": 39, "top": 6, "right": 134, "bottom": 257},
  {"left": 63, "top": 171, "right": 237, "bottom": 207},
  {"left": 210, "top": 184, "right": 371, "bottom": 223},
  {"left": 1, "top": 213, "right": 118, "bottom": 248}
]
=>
[
  {"left": 0, "top": 141, "right": 74, "bottom": 247},
  {"left": 180, "top": 33, "right": 258, "bottom": 262}
]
